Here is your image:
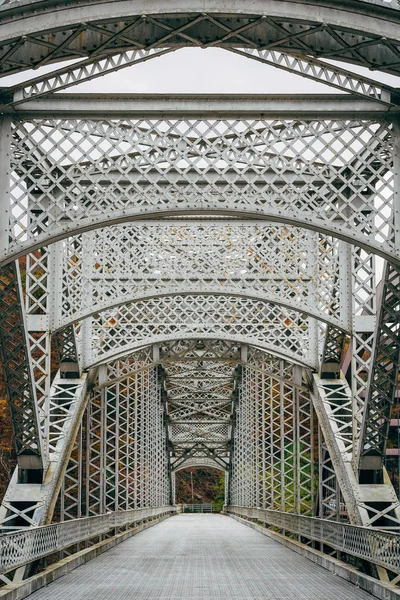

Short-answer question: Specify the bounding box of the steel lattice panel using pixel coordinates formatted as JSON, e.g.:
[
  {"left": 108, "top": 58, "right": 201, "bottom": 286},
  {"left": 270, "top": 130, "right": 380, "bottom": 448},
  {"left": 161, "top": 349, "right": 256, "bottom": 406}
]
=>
[
  {"left": 229, "top": 350, "right": 314, "bottom": 514},
  {"left": 6, "top": 117, "right": 395, "bottom": 262},
  {"left": 55, "top": 224, "right": 344, "bottom": 328},
  {"left": 0, "top": 5, "right": 400, "bottom": 82},
  {"left": 87, "top": 295, "right": 318, "bottom": 368}
]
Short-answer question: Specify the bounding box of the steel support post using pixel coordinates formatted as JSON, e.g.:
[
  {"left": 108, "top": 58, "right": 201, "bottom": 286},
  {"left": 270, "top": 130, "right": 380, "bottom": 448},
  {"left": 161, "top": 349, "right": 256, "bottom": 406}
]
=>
[
  {"left": 0, "top": 262, "right": 43, "bottom": 471},
  {"left": 25, "top": 246, "right": 51, "bottom": 464},
  {"left": 351, "top": 248, "right": 377, "bottom": 452},
  {"left": 318, "top": 424, "right": 344, "bottom": 523},
  {"left": 358, "top": 263, "right": 400, "bottom": 478},
  {"left": 0, "top": 116, "right": 11, "bottom": 258}
]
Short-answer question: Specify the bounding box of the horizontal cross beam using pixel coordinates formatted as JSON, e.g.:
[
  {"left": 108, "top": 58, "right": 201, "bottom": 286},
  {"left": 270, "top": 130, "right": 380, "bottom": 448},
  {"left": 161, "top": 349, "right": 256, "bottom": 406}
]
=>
[{"left": 4, "top": 94, "right": 397, "bottom": 118}]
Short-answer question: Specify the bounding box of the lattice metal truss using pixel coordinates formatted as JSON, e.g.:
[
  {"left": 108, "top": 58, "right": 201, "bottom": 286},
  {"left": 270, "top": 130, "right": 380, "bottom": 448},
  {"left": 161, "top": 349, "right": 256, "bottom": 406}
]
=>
[
  {"left": 3, "top": 116, "right": 396, "bottom": 263},
  {"left": 0, "top": 3, "right": 400, "bottom": 101},
  {"left": 0, "top": 3, "right": 400, "bottom": 585},
  {"left": 164, "top": 340, "right": 240, "bottom": 474},
  {"left": 0, "top": 261, "right": 42, "bottom": 469},
  {"left": 85, "top": 360, "right": 169, "bottom": 513},
  {"left": 358, "top": 262, "right": 400, "bottom": 476},
  {"left": 0, "top": 106, "right": 398, "bottom": 536},
  {"left": 230, "top": 349, "right": 314, "bottom": 514}
]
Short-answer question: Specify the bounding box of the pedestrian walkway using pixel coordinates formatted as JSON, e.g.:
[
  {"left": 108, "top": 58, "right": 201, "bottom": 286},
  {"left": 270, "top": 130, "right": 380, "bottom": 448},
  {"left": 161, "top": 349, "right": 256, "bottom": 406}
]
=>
[{"left": 27, "top": 514, "right": 374, "bottom": 599}]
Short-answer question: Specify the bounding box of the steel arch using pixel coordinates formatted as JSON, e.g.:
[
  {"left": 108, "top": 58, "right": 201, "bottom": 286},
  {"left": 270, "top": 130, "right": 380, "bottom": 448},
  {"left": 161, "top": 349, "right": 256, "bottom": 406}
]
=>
[
  {"left": 4, "top": 114, "right": 396, "bottom": 265},
  {"left": 0, "top": 2, "right": 400, "bottom": 77},
  {"left": 3, "top": 208, "right": 399, "bottom": 267},
  {"left": 55, "top": 287, "right": 347, "bottom": 331},
  {"left": 88, "top": 333, "right": 318, "bottom": 370},
  {"left": 173, "top": 459, "right": 226, "bottom": 472}
]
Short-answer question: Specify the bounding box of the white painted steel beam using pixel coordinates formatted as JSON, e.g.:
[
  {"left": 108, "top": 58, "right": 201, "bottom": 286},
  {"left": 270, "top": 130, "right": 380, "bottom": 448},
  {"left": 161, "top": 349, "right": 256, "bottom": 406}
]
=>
[
  {"left": 4, "top": 94, "right": 397, "bottom": 117},
  {"left": 0, "top": 2, "right": 400, "bottom": 78}
]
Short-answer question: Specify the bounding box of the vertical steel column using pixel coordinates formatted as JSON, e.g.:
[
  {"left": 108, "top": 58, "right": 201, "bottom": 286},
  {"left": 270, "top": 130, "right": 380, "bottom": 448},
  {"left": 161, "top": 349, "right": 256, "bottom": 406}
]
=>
[
  {"left": 358, "top": 263, "right": 400, "bottom": 477},
  {"left": 351, "top": 248, "right": 376, "bottom": 451},
  {"left": 0, "top": 116, "right": 11, "bottom": 258},
  {"left": 357, "top": 118, "right": 400, "bottom": 478},
  {"left": 0, "top": 116, "right": 43, "bottom": 471},
  {"left": 60, "top": 422, "right": 83, "bottom": 521},
  {"left": 86, "top": 367, "right": 105, "bottom": 515},
  {"left": 0, "top": 262, "right": 43, "bottom": 471}
]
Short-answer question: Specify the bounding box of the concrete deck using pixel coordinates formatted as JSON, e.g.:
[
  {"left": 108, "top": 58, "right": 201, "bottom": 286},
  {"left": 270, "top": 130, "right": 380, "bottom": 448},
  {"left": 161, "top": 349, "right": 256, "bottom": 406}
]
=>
[{"left": 27, "top": 514, "right": 374, "bottom": 599}]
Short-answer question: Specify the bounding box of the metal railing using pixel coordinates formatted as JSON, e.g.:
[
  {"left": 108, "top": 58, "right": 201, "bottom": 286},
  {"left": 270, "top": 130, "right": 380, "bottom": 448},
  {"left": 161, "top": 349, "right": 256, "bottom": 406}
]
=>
[
  {"left": 183, "top": 504, "right": 213, "bottom": 513},
  {"left": 0, "top": 506, "right": 176, "bottom": 575},
  {"left": 226, "top": 506, "right": 400, "bottom": 575}
]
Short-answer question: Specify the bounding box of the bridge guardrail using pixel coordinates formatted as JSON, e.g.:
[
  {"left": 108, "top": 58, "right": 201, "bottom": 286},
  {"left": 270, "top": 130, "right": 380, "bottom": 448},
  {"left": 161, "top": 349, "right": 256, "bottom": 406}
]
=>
[
  {"left": 226, "top": 506, "right": 400, "bottom": 575},
  {"left": 182, "top": 504, "right": 213, "bottom": 513},
  {"left": 0, "top": 506, "right": 176, "bottom": 575}
]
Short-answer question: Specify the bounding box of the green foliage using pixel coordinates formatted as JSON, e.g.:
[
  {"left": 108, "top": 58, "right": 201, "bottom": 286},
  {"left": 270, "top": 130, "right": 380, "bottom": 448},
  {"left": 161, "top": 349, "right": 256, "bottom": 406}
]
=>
[
  {"left": 175, "top": 467, "right": 225, "bottom": 509},
  {"left": 212, "top": 473, "right": 225, "bottom": 512}
]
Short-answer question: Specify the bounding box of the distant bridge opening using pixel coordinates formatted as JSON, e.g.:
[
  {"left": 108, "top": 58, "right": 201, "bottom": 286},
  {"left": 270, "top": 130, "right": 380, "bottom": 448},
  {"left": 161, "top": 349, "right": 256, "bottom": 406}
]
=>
[{"left": 175, "top": 467, "right": 225, "bottom": 512}]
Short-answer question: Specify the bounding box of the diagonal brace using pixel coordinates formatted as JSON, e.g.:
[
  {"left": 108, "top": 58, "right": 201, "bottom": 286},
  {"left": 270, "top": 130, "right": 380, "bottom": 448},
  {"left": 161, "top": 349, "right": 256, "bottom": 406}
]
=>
[
  {"left": 227, "top": 47, "right": 399, "bottom": 106},
  {"left": 357, "top": 261, "right": 400, "bottom": 476},
  {"left": 9, "top": 48, "right": 176, "bottom": 105}
]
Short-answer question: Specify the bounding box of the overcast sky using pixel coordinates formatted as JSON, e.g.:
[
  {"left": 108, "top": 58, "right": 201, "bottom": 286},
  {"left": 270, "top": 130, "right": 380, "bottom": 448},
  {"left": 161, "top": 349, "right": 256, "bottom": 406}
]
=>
[{"left": 2, "top": 47, "right": 400, "bottom": 93}]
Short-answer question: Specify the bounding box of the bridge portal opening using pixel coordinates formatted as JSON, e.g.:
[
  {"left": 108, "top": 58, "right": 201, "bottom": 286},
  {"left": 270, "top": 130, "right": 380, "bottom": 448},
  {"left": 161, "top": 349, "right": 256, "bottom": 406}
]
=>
[{"left": 175, "top": 467, "right": 225, "bottom": 512}]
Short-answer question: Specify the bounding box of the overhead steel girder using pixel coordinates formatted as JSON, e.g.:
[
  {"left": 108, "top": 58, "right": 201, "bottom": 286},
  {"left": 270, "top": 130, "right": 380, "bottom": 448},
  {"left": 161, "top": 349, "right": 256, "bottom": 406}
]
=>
[
  {"left": 173, "top": 458, "right": 226, "bottom": 472},
  {"left": 357, "top": 261, "right": 400, "bottom": 475},
  {"left": 9, "top": 95, "right": 398, "bottom": 117},
  {"left": 160, "top": 339, "right": 241, "bottom": 362},
  {"left": 89, "top": 333, "right": 316, "bottom": 374},
  {"left": 4, "top": 45, "right": 398, "bottom": 106},
  {"left": 5, "top": 114, "right": 397, "bottom": 265},
  {"left": 0, "top": 3, "right": 400, "bottom": 77},
  {"left": 0, "top": 262, "right": 43, "bottom": 470},
  {"left": 79, "top": 296, "right": 320, "bottom": 369},
  {"left": 163, "top": 337, "right": 237, "bottom": 477},
  {"left": 107, "top": 340, "right": 236, "bottom": 396},
  {"left": 228, "top": 48, "right": 398, "bottom": 106},
  {"left": 8, "top": 48, "right": 176, "bottom": 105},
  {"left": 56, "top": 287, "right": 348, "bottom": 332},
  {"left": 3, "top": 208, "right": 399, "bottom": 268}
]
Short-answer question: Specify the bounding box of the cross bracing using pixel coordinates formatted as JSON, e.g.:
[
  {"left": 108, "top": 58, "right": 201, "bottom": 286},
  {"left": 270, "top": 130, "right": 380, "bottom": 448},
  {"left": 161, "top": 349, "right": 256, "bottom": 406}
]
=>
[
  {"left": 0, "top": 2, "right": 400, "bottom": 83},
  {"left": 2, "top": 115, "right": 398, "bottom": 264},
  {"left": 0, "top": 0, "right": 400, "bottom": 593}
]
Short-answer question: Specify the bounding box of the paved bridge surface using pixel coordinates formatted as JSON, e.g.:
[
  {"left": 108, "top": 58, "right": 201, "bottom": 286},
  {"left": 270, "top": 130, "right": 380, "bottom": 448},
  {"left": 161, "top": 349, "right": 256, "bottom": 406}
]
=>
[{"left": 27, "top": 515, "right": 373, "bottom": 600}]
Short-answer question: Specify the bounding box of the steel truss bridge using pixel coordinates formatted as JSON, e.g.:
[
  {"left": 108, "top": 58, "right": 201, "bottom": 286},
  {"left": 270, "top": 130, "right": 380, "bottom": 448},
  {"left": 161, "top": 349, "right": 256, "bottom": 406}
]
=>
[{"left": 0, "top": 0, "right": 400, "bottom": 597}]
